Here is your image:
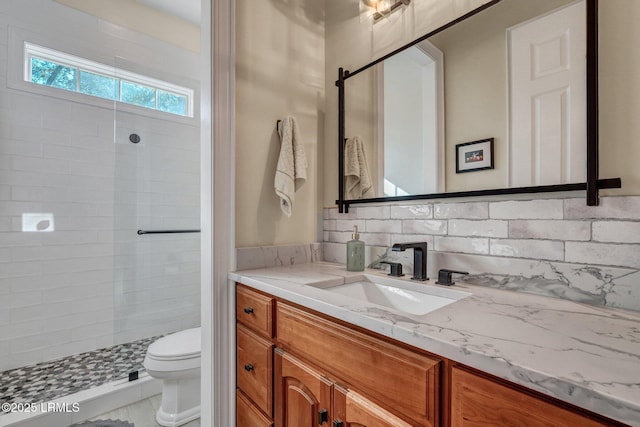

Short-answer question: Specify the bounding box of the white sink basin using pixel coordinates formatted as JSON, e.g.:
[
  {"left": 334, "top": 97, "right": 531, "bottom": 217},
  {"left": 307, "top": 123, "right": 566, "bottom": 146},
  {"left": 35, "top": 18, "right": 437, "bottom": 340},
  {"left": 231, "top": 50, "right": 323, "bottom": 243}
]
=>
[{"left": 308, "top": 274, "right": 471, "bottom": 316}]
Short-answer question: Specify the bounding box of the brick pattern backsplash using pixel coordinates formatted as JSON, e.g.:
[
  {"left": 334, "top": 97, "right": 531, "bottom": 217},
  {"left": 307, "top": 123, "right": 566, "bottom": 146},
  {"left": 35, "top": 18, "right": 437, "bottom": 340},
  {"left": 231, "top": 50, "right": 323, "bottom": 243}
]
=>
[{"left": 323, "top": 196, "right": 640, "bottom": 312}]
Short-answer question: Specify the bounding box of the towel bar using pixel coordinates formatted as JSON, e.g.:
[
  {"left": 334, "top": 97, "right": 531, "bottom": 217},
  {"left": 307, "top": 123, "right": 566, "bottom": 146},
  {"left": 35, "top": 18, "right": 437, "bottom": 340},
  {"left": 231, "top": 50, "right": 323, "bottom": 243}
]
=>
[{"left": 137, "top": 229, "right": 200, "bottom": 235}]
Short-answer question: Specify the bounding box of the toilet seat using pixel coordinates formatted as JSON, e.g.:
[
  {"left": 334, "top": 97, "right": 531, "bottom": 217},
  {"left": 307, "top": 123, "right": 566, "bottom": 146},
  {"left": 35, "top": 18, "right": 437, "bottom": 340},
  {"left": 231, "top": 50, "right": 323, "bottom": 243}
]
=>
[
  {"left": 147, "top": 327, "right": 201, "bottom": 360},
  {"left": 144, "top": 327, "right": 201, "bottom": 373}
]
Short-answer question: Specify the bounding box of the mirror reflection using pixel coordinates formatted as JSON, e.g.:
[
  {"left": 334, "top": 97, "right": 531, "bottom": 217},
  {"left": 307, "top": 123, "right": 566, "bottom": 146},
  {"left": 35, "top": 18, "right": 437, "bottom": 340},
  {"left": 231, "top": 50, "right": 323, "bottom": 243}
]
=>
[{"left": 344, "top": 0, "right": 586, "bottom": 200}]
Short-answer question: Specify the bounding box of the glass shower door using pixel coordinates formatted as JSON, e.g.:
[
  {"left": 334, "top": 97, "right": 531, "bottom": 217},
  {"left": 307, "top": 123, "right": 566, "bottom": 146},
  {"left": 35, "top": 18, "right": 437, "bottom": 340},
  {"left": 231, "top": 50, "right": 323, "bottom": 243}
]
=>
[{"left": 112, "top": 54, "right": 201, "bottom": 381}]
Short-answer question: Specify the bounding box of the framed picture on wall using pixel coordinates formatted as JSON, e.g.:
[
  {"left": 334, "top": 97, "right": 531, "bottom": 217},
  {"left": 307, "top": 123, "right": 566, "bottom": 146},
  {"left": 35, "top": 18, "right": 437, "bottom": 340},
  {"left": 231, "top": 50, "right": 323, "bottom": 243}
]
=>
[{"left": 455, "top": 138, "right": 494, "bottom": 173}]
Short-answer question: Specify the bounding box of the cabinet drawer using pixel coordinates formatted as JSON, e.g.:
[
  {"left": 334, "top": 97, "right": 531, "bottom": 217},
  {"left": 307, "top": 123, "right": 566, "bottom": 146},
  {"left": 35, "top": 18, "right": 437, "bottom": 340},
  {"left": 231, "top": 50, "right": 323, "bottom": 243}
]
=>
[
  {"left": 276, "top": 302, "right": 440, "bottom": 427},
  {"left": 237, "top": 284, "right": 274, "bottom": 338},
  {"left": 237, "top": 324, "right": 274, "bottom": 417},
  {"left": 237, "top": 390, "right": 273, "bottom": 427},
  {"left": 450, "top": 366, "right": 612, "bottom": 427}
]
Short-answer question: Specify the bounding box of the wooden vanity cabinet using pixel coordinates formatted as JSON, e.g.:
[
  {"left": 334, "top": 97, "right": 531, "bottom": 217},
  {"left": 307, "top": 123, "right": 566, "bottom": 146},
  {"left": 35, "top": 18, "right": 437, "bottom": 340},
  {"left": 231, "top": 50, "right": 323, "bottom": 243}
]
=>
[
  {"left": 236, "top": 285, "right": 275, "bottom": 426},
  {"left": 236, "top": 283, "right": 440, "bottom": 426},
  {"left": 235, "top": 283, "right": 624, "bottom": 427}
]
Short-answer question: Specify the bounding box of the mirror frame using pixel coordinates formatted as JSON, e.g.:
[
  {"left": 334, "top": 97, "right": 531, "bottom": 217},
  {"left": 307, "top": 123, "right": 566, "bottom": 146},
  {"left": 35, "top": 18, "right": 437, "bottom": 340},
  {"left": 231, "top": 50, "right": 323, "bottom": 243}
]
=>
[{"left": 336, "top": 0, "right": 620, "bottom": 213}]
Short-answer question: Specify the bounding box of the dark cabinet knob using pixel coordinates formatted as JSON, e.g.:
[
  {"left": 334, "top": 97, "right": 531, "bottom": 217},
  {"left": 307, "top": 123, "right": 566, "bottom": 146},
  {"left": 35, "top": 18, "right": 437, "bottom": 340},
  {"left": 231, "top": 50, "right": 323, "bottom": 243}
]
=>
[
  {"left": 243, "top": 306, "right": 254, "bottom": 314},
  {"left": 317, "top": 408, "right": 329, "bottom": 424},
  {"left": 244, "top": 364, "right": 254, "bottom": 372},
  {"left": 333, "top": 421, "right": 344, "bottom": 427}
]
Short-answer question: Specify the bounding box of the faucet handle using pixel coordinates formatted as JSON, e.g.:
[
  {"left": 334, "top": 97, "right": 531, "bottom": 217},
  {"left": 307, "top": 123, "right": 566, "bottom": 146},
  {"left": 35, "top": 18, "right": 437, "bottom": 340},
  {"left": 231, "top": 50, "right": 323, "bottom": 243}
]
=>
[
  {"left": 380, "top": 261, "right": 404, "bottom": 277},
  {"left": 436, "top": 269, "right": 469, "bottom": 286}
]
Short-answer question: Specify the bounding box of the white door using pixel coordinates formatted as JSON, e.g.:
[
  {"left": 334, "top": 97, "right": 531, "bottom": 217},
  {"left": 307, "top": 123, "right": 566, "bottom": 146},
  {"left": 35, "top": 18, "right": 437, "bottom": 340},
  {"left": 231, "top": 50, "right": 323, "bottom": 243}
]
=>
[{"left": 508, "top": 1, "right": 586, "bottom": 187}]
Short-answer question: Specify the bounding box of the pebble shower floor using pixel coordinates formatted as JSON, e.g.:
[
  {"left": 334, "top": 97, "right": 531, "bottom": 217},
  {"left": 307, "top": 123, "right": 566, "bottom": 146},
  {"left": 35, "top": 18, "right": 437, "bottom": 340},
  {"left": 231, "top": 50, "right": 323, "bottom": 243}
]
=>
[{"left": 0, "top": 336, "right": 159, "bottom": 414}]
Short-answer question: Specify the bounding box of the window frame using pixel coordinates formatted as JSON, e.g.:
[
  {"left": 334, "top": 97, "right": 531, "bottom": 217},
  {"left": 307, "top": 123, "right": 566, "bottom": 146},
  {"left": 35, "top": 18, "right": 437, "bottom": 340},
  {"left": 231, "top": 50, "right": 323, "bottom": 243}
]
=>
[{"left": 24, "top": 42, "right": 195, "bottom": 118}]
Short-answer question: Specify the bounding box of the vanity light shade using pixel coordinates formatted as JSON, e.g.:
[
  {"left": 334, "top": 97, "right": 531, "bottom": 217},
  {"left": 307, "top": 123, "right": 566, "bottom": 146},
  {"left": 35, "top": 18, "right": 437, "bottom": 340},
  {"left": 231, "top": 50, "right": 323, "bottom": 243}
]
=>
[{"left": 361, "top": 0, "right": 410, "bottom": 22}]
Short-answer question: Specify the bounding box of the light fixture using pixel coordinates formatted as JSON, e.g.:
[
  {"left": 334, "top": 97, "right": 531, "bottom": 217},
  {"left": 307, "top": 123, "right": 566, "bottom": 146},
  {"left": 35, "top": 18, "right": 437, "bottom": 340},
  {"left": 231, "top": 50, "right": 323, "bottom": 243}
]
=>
[{"left": 362, "top": 0, "right": 411, "bottom": 22}]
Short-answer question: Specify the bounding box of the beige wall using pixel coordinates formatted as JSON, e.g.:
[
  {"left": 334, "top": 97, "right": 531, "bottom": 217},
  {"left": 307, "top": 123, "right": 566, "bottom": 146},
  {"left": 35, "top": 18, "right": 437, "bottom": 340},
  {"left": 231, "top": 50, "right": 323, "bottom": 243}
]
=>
[
  {"left": 235, "top": 0, "right": 324, "bottom": 247},
  {"left": 599, "top": 0, "right": 640, "bottom": 195},
  {"left": 324, "top": 0, "right": 640, "bottom": 206},
  {"left": 55, "top": 0, "right": 199, "bottom": 52}
]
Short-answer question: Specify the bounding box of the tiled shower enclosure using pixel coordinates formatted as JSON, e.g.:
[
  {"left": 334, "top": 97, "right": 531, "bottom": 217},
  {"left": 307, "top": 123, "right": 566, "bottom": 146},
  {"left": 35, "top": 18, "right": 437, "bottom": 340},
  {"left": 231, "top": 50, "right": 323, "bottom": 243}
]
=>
[{"left": 0, "top": 0, "right": 202, "bottom": 416}]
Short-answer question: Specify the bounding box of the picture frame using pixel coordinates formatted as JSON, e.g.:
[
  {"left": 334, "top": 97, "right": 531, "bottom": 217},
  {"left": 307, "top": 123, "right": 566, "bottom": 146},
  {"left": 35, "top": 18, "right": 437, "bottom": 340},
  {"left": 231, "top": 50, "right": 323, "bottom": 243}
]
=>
[{"left": 455, "top": 138, "right": 494, "bottom": 173}]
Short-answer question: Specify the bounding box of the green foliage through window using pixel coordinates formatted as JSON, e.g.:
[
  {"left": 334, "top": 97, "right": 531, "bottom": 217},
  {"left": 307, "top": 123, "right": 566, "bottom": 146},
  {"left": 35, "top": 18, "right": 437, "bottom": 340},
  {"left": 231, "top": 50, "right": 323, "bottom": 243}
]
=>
[
  {"left": 26, "top": 44, "right": 193, "bottom": 118},
  {"left": 157, "top": 90, "right": 187, "bottom": 116},
  {"left": 31, "top": 58, "right": 76, "bottom": 92},
  {"left": 121, "top": 81, "right": 156, "bottom": 109},
  {"left": 80, "top": 71, "right": 118, "bottom": 101}
]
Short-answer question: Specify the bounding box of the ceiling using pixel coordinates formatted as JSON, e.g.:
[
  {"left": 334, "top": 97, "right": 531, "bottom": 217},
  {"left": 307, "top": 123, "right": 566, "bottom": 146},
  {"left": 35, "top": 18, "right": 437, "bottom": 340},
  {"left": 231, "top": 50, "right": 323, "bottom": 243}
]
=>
[{"left": 136, "top": 0, "right": 201, "bottom": 24}]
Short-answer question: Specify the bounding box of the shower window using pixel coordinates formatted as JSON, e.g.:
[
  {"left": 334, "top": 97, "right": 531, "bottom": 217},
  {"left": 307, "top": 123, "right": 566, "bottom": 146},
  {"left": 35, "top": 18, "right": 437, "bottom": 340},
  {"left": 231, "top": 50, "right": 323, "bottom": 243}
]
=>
[
  {"left": 80, "top": 70, "right": 119, "bottom": 101},
  {"left": 24, "top": 42, "right": 193, "bottom": 117}
]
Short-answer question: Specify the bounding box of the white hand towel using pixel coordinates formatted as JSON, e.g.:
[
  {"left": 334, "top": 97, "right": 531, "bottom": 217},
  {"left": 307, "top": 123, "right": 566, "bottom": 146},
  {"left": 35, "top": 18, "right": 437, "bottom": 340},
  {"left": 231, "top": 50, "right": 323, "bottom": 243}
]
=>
[
  {"left": 274, "top": 116, "right": 308, "bottom": 217},
  {"left": 345, "top": 136, "right": 374, "bottom": 199}
]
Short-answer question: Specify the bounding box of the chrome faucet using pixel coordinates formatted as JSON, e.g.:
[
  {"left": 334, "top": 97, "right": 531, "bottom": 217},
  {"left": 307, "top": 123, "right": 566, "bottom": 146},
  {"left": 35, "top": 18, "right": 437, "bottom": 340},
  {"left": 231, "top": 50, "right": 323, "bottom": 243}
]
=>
[{"left": 391, "top": 242, "right": 428, "bottom": 281}]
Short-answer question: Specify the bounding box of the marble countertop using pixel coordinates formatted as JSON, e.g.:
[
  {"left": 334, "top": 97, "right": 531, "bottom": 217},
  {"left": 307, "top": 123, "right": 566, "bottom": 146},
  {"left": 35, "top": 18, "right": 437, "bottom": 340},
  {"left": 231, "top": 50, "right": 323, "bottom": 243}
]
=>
[{"left": 229, "top": 262, "right": 640, "bottom": 426}]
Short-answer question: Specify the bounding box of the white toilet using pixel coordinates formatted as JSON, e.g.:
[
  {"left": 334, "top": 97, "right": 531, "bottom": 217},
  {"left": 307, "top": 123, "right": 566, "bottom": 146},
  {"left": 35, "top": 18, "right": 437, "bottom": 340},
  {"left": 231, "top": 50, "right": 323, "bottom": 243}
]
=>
[{"left": 143, "top": 327, "right": 201, "bottom": 427}]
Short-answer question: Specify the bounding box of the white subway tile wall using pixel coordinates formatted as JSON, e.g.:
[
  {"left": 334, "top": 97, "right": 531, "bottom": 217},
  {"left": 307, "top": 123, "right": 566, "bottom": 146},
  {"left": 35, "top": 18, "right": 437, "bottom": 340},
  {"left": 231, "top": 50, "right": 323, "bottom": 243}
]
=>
[
  {"left": 434, "top": 236, "right": 489, "bottom": 254},
  {"left": 592, "top": 221, "right": 640, "bottom": 243},
  {"left": 449, "top": 219, "right": 508, "bottom": 238},
  {"left": 323, "top": 196, "right": 640, "bottom": 312},
  {"left": 490, "top": 239, "right": 564, "bottom": 261},
  {"left": 402, "top": 219, "right": 448, "bottom": 235},
  {"left": 390, "top": 204, "right": 433, "bottom": 219},
  {"left": 434, "top": 201, "right": 489, "bottom": 219},
  {"left": 508, "top": 220, "right": 591, "bottom": 241},
  {"left": 0, "top": 6, "right": 201, "bottom": 373}
]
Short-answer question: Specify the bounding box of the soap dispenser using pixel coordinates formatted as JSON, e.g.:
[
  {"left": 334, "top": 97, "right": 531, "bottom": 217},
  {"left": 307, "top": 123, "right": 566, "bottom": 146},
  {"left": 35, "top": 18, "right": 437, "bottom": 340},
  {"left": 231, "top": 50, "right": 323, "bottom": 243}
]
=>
[{"left": 346, "top": 225, "right": 365, "bottom": 272}]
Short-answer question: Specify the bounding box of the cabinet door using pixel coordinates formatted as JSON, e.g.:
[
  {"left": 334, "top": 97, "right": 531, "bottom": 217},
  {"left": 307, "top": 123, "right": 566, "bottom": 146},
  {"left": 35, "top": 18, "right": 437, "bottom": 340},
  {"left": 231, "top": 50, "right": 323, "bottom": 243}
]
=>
[
  {"left": 277, "top": 302, "right": 440, "bottom": 426},
  {"left": 451, "top": 366, "right": 610, "bottom": 427},
  {"left": 334, "top": 385, "right": 414, "bottom": 427},
  {"left": 274, "top": 349, "right": 333, "bottom": 427}
]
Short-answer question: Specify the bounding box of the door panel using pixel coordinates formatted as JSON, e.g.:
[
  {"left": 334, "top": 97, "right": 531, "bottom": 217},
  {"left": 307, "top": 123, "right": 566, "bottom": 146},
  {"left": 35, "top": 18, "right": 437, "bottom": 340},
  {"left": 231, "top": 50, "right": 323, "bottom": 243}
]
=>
[
  {"left": 334, "top": 385, "right": 413, "bottom": 427},
  {"left": 274, "top": 349, "right": 332, "bottom": 427},
  {"left": 509, "top": 1, "right": 586, "bottom": 186}
]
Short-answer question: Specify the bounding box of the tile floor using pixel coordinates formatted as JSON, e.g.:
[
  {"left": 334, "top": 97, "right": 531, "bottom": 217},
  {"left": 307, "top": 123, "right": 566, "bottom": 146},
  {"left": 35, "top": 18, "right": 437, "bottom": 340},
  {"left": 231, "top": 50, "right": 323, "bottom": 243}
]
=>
[{"left": 87, "top": 395, "right": 201, "bottom": 427}]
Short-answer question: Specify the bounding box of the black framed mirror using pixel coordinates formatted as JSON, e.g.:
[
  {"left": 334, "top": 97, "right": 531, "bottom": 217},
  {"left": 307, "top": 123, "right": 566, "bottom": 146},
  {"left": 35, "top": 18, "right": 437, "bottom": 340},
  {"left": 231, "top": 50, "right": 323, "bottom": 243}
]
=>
[{"left": 336, "top": 0, "right": 620, "bottom": 213}]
